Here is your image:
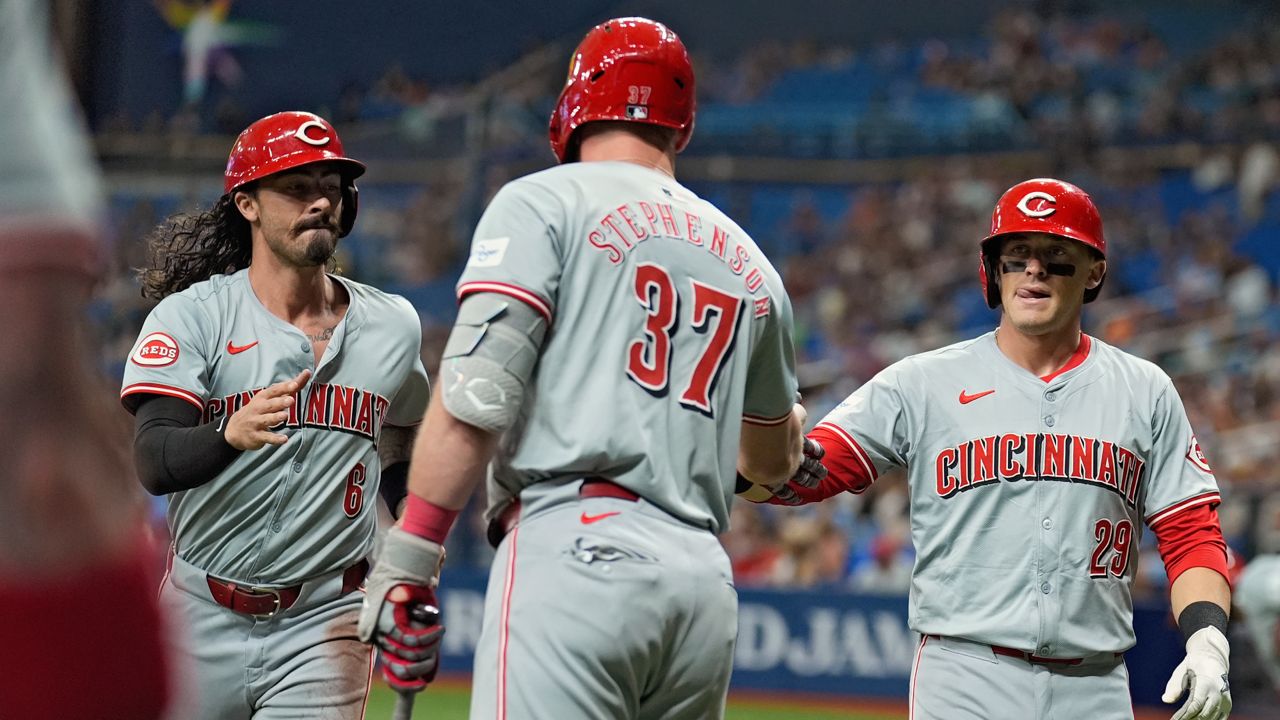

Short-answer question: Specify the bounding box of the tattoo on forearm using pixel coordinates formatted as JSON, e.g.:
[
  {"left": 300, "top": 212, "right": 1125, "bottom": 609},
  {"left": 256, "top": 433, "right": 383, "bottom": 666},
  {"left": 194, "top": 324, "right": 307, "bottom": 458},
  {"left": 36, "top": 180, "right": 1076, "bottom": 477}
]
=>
[{"left": 307, "top": 326, "right": 336, "bottom": 343}]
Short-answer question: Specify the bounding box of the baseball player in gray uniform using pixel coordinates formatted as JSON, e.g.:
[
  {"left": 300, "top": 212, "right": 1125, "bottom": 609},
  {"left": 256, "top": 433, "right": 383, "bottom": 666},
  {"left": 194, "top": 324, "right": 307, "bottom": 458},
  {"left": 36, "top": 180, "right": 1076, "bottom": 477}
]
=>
[
  {"left": 1234, "top": 555, "right": 1280, "bottom": 696},
  {"left": 1, "top": 1, "right": 168, "bottom": 717},
  {"left": 121, "top": 111, "right": 430, "bottom": 719},
  {"left": 760, "top": 179, "right": 1234, "bottom": 720},
  {"left": 355, "top": 17, "right": 810, "bottom": 720}
]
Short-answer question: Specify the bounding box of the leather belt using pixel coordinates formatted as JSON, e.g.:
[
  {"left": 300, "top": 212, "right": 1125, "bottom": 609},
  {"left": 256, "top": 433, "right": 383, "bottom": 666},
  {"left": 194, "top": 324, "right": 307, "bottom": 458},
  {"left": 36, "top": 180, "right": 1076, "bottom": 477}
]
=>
[
  {"left": 926, "top": 635, "right": 1093, "bottom": 666},
  {"left": 205, "top": 559, "right": 369, "bottom": 618},
  {"left": 989, "top": 644, "right": 1083, "bottom": 666},
  {"left": 486, "top": 478, "right": 639, "bottom": 548}
]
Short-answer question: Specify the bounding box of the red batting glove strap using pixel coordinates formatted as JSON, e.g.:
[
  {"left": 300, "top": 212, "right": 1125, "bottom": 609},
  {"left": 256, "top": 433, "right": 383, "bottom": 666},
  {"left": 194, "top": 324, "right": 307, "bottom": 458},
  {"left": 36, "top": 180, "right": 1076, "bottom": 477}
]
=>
[
  {"left": 382, "top": 660, "right": 431, "bottom": 691},
  {"left": 401, "top": 494, "right": 459, "bottom": 544}
]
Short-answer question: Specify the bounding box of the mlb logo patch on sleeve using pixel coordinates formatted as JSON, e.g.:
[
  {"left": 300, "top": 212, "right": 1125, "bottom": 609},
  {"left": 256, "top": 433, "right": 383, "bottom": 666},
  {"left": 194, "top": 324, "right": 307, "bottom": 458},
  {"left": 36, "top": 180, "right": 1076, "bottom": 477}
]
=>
[
  {"left": 468, "top": 237, "right": 510, "bottom": 268},
  {"left": 132, "top": 332, "right": 180, "bottom": 367}
]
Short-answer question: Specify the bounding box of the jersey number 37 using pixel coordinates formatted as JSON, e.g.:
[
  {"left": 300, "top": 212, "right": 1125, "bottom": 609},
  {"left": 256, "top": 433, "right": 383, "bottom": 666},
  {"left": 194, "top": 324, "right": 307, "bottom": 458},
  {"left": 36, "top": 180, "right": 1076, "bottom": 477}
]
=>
[{"left": 626, "top": 262, "right": 744, "bottom": 418}]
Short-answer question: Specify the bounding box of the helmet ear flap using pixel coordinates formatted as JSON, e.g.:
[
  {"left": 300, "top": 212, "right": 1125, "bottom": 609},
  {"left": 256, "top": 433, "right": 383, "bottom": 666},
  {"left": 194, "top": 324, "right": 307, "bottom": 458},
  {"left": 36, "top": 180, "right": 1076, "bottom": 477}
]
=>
[{"left": 339, "top": 183, "right": 358, "bottom": 238}]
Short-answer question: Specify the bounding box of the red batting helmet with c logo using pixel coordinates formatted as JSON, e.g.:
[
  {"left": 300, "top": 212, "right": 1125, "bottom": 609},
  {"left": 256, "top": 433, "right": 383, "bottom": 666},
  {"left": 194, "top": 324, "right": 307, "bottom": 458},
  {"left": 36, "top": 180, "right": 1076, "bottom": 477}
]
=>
[
  {"left": 223, "top": 111, "right": 367, "bottom": 236},
  {"left": 548, "top": 17, "right": 696, "bottom": 163},
  {"left": 978, "top": 178, "right": 1107, "bottom": 308}
]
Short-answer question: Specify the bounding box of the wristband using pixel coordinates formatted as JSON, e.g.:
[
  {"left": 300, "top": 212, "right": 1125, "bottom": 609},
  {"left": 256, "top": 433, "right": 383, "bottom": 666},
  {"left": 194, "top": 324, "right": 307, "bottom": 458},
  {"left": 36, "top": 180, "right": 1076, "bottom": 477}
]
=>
[
  {"left": 1177, "top": 600, "right": 1228, "bottom": 643},
  {"left": 401, "top": 494, "right": 459, "bottom": 544}
]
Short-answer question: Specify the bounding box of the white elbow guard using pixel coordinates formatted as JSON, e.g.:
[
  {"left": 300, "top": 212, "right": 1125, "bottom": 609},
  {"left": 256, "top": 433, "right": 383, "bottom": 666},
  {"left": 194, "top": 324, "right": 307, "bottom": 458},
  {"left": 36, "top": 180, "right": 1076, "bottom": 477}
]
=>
[{"left": 440, "top": 293, "right": 547, "bottom": 433}]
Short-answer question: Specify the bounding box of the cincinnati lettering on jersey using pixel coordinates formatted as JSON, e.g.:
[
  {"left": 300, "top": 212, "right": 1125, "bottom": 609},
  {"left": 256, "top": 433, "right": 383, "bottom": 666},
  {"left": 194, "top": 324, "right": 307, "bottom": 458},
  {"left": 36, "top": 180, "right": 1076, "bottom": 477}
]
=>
[
  {"left": 588, "top": 200, "right": 772, "bottom": 318},
  {"left": 934, "top": 433, "right": 1146, "bottom": 507},
  {"left": 203, "top": 382, "right": 390, "bottom": 442}
]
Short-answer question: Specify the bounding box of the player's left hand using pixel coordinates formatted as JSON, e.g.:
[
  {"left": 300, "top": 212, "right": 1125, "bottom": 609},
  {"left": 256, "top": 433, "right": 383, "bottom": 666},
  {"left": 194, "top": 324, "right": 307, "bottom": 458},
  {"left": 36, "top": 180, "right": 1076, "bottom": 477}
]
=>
[
  {"left": 373, "top": 585, "right": 444, "bottom": 691},
  {"left": 1162, "top": 626, "right": 1232, "bottom": 720},
  {"left": 357, "top": 526, "right": 446, "bottom": 691}
]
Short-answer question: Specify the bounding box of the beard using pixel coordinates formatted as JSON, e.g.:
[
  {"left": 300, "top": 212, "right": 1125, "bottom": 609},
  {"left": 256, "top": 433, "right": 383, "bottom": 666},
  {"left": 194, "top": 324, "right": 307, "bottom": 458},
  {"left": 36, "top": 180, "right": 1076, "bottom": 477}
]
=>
[
  {"left": 267, "top": 225, "right": 338, "bottom": 268},
  {"left": 298, "top": 229, "right": 337, "bottom": 266}
]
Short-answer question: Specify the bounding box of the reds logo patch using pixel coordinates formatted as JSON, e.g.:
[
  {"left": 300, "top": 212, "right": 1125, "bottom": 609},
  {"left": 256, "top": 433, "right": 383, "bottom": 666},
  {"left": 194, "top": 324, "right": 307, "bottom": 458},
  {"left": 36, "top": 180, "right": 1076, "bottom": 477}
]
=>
[
  {"left": 132, "top": 332, "right": 180, "bottom": 367},
  {"left": 1186, "top": 435, "right": 1213, "bottom": 474}
]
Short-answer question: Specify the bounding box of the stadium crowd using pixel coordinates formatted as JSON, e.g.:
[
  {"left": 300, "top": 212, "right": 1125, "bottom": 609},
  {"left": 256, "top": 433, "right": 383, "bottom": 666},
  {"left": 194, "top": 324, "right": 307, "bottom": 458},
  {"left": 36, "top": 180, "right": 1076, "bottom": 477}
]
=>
[{"left": 94, "top": 6, "right": 1280, "bottom": 598}]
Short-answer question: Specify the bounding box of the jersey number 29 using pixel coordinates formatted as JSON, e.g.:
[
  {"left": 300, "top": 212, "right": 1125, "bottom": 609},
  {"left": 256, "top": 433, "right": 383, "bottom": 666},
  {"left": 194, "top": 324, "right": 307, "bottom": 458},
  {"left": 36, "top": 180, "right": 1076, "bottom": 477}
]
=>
[
  {"left": 626, "top": 263, "right": 744, "bottom": 417},
  {"left": 1089, "top": 518, "right": 1134, "bottom": 578}
]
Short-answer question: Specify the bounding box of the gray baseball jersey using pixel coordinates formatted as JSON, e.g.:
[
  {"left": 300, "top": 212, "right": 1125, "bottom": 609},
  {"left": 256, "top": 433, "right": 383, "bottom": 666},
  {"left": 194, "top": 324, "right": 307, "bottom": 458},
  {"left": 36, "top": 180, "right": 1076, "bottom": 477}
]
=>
[
  {"left": 122, "top": 268, "right": 430, "bottom": 583},
  {"left": 457, "top": 160, "right": 798, "bottom": 532},
  {"left": 456, "top": 160, "right": 796, "bottom": 720},
  {"left": 814, "top": 331, "right": 1220, "bottom": 657}
]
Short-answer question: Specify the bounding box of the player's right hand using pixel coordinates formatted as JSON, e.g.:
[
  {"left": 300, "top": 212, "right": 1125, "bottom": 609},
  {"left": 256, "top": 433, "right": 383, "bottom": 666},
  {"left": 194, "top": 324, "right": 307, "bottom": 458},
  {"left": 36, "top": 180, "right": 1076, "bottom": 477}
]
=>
[
  {"left": 225, "top": 369, "right": 311, "bottom": 450},
  {"left": 358, "top": 526, "right": 447, "bottom": 690},
  {"left": 791, "top": 437, "right": 828, "bottom": 489}
]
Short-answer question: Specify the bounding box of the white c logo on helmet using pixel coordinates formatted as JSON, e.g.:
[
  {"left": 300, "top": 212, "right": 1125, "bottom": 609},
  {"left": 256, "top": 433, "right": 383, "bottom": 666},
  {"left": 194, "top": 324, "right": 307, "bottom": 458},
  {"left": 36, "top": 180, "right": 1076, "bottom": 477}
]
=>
[
  {"left": 1016, "top": 191, "right": 1057, "bottom": 217},
  {"left": 294, "top": 120, "right": 331, "bottom": 146}
]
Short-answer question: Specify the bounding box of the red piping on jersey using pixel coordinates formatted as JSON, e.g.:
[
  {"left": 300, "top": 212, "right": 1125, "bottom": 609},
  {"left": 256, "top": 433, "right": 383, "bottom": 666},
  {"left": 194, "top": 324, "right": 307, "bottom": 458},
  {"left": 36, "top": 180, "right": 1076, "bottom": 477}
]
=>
[
  {"left": 743, "top": 410, "right": 793, "bottom": 426},
  {"left": 1147, "top": 491, "right": 1221, "bottom": 528},
  {"left": 120, "top": 382, "right": 204, "bottom": 412},
  {"left": 497, "top": 525, "right": 519, "bottom": 720},
  {"left": 909, "top": 634, "right": 928, "bottom": 720},
  {"left": 1151, "top": 502, "right": 1229, "bottom": 586},
  {"left": 1040, "top": 334, "right": 1092, "bottom": 383},
  {"left": 458, "top": 282, "right": 554, "bottom": 326},
  {"left": 816, "top": 422, "right": 878, "bottom": 481},
  {"left": 358, "top": 642, "right": 375, "bottom": 720}
]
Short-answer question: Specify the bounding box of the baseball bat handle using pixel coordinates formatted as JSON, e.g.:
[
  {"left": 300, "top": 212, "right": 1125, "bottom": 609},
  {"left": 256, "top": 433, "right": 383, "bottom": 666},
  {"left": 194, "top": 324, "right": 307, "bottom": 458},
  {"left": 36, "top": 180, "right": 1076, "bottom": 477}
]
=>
[
  {"left": 408, "top": 603, "right": 439, "bottom": 625},
  {"left": 392, "top": 691, "right": 416, "bottom": 720}
]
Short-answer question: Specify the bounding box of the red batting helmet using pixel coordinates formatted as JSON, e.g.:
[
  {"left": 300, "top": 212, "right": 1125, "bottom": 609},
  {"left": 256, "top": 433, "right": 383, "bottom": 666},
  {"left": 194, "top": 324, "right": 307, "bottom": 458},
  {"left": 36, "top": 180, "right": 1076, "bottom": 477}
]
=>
[
  {"left": 548, "top": 17, "right": 695, "bottom": 163},
  {"left": 223, "top": 111, "right": 366, "bottom": 236},
  {"left": 979, "top": 178, "right": 1107, "bottom": 308}
]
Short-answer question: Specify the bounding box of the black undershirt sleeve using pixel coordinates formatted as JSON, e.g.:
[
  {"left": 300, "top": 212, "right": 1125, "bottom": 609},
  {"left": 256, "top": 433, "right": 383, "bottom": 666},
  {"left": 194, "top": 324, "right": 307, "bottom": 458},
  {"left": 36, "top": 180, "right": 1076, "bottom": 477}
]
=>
[
  {"left": 378, "top": 461, "right": 410, "bottom": 515},
  {"left": 132, "top": 395, "right": 243, "bottom": 495}
]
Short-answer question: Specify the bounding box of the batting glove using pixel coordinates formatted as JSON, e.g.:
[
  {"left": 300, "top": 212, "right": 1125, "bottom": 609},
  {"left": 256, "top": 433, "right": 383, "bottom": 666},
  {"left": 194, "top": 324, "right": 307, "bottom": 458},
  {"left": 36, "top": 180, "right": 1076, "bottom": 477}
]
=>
[
  {"left": 1162, "top": 626, "right": 1232, "bottom": 720},
  {"left": 358, "top": 526, "right": 446, "bottom": 691},
  {"left": 791, "top": 437, "right": 827, "bottom": 489}
]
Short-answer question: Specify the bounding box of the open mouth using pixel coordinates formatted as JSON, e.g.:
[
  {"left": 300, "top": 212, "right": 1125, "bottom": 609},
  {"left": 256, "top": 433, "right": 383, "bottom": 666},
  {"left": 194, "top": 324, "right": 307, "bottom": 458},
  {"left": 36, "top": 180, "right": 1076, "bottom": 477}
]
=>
[{"left": 1016, "top": 287, "right": 1051, "bottom": 300}]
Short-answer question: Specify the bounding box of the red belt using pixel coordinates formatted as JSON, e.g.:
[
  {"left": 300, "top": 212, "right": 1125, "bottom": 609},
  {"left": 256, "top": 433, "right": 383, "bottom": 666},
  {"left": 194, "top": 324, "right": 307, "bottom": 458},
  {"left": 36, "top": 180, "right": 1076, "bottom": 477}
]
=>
[
  {"left": 487, "top": 478, "right": 639, "bottom": 548},
  {"left": 989, "top": 644, "right": 1083, "bottom": 666},
  {"left": 927, "top": 636, "right": 1088, "bottom": 666},
  {"left": 205, "top": 559, "right": 368, "bottom": 618}
]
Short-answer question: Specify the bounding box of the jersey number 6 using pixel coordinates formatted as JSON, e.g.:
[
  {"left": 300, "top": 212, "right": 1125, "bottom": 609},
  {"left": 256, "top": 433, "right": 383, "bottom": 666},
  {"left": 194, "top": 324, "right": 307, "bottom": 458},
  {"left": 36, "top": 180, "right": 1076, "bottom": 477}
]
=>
[
  {"left": 342, "top": 462, "right": 366, "bottom": 519},
  {"left": 626, "top": 262, "right": 744, "bottom": 417}
]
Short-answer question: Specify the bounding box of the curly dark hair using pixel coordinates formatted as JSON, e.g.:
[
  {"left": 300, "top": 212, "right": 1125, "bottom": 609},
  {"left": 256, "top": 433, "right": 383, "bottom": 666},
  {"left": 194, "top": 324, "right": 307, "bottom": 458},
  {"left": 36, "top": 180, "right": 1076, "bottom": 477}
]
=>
[{"left": 138, "top": 193, "right": 252, "bottom": 301}]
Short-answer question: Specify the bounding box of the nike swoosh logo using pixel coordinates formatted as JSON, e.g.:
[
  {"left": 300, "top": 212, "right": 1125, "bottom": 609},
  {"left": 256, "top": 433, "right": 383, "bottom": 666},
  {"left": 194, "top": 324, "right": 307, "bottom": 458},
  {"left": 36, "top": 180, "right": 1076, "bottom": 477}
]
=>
[
  {"left": 580, "top": 511, "right": 621, "bottom": 525},
  {"left": 958, "top": 389, "right": 996, "bottom": 404},
  {"left": 227, "top": 340, "right": 259, "bottom": 355}
]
